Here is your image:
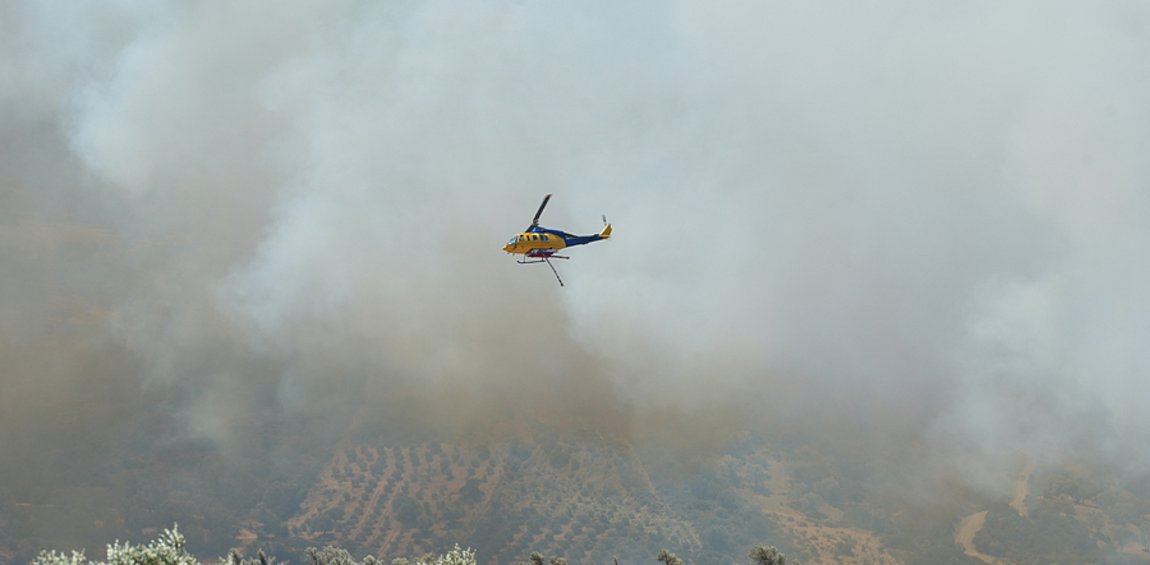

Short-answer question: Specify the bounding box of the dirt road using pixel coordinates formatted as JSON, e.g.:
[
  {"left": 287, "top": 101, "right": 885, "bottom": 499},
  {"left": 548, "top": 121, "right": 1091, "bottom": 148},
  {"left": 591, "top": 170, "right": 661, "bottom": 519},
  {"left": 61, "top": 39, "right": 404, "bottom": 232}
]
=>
[
  {"left": 955, "top": 510, "right": 999, "bottom": 564},
  {"left": 1009, "top": 460, "right": 1033, "bottom": 517}
]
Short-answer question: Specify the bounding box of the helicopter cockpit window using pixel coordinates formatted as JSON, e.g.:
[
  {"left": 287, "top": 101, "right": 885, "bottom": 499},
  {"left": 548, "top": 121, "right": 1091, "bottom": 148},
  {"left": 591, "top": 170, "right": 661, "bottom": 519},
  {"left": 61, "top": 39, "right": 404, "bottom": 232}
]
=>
[{"left": 507, "top": 237, "right": 517, "bottom": 246}]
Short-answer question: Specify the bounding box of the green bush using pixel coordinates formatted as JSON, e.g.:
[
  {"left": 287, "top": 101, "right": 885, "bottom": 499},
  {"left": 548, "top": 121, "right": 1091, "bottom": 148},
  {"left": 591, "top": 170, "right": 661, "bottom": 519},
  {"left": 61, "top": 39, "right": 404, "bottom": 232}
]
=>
[
  {"left": 32, "top": 526, "right": 197, "bottom": 565},
  {"left": 30, "top": 527, "right": 477, "bottom": 565}
]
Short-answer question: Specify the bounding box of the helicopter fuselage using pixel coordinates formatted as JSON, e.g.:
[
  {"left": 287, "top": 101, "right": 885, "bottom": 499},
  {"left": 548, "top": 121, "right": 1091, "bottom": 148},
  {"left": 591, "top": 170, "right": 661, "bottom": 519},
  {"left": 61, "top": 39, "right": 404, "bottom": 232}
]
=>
[{"left": 502, "top": 229, "right": 567, "bottom": 255}]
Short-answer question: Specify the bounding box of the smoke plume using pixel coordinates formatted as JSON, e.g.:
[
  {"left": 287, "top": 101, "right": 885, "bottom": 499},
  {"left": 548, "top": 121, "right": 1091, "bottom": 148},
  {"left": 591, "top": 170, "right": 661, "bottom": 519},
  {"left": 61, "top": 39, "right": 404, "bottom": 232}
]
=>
[{"left": 4, "top": 0, "right": 1150, "bottom": 547}]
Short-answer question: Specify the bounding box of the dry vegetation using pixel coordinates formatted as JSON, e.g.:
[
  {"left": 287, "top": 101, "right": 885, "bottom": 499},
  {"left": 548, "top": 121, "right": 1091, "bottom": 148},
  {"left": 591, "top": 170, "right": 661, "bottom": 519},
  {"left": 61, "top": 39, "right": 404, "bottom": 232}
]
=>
[{"left": 284, "top": 433, "right": 700, "bottom": 564}]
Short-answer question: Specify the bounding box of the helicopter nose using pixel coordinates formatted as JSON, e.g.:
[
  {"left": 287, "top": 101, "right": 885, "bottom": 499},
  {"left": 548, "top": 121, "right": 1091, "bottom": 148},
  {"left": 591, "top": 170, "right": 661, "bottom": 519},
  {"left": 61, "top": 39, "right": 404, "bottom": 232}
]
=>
[{"left": 503, "top": 243, "right": 513, "bottom": 253}]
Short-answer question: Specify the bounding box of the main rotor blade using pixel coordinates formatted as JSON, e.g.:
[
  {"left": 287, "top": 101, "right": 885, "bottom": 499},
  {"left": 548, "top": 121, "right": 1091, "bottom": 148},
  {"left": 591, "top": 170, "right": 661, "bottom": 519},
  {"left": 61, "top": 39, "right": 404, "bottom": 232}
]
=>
[{"left": 529, "top": 193, "right": 552, "bottom": 229}]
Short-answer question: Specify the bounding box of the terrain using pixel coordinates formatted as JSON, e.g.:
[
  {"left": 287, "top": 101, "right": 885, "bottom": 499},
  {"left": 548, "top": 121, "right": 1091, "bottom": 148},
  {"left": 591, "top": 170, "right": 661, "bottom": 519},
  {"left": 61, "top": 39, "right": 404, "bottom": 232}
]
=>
[
  {"left": 7, "top": 354, "right": 1150, "bottom": 564},
  {"left": 11, "top": 414, "right": 1150, "bottom": 563}
]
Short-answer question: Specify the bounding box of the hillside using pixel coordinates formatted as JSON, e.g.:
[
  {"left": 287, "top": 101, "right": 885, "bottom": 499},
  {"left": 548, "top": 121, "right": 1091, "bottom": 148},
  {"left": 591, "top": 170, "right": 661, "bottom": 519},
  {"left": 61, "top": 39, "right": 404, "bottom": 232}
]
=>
[{"left": 229, "top": 419, "right": 1150, "bottom": 565}]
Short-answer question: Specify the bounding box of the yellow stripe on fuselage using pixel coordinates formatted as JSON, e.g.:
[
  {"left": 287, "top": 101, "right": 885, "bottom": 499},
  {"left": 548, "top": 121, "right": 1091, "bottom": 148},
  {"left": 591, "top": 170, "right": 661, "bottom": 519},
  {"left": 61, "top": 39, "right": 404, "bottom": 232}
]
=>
[{"left": 503, "top": 232, "right": 566, "bottom": 254}]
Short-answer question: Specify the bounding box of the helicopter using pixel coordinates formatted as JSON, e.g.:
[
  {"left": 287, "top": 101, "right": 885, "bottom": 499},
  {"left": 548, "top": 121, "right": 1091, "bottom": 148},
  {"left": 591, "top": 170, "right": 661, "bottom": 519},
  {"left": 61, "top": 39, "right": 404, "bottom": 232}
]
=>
[{"left": 503, "top": 194, "right": 611, "bottom": 286}]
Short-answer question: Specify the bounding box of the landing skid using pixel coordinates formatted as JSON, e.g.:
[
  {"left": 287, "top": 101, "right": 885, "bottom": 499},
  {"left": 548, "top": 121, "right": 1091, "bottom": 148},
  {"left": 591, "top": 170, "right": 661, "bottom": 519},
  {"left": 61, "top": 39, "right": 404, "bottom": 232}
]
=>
[
  {"left": 516, "top": 256, "right": 567, "bottom": 286},
  {"left": 516, "top": 255, "right": 569, "bottom": 263}
]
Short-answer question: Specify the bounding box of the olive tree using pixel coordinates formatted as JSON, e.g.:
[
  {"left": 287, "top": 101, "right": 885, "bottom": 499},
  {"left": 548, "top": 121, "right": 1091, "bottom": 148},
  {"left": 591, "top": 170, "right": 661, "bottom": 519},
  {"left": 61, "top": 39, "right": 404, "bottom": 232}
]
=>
[
  {"left": 32, "top": 526, "right": 197, "bottom": 565},
  {"left": 749, "top": 545, "right": 786, "bottom": 565},
  {"left": 655, "top": 548, "right": 684, "bottom": 565}
]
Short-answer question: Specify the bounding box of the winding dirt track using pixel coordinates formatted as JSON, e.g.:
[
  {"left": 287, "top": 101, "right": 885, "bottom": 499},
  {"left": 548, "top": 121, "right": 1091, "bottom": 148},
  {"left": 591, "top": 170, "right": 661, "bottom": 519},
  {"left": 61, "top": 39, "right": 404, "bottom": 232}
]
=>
[
  {"left": 954, "top": 462, "right": 1033, "bottom": 564},
  {"left": 1009, "top": 461, "right": 1033, "bottom": 518},
  {"left": 954, "top": 511, "right": 997, "bottom": 564}
]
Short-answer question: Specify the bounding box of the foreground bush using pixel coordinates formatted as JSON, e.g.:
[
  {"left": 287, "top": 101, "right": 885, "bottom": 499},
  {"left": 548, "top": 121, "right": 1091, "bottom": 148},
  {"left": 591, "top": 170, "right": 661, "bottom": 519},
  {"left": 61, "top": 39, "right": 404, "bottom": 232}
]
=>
[
  {"left": 31, "top": 526, "right": 197, "bottom": 565},
  {"left": 31, "top": 524, "right": 782, "bottom": 565},
  {"left": 30, "top": 526, "right": 476, "bottom": 565}
]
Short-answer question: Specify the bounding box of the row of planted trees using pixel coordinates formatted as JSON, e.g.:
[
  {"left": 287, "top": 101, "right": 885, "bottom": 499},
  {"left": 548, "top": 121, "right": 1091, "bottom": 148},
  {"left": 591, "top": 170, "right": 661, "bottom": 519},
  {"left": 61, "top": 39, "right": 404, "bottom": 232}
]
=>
[{"left": 31, "top": 525, "right": 789, "bottom": 565}]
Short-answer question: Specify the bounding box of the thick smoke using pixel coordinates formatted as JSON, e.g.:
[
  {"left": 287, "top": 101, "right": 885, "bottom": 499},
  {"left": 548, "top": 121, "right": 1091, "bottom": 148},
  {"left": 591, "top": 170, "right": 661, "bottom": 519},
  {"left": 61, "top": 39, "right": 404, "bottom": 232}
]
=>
[{"left": 4, "top": 0, "right": 1150, "bottom": 531}]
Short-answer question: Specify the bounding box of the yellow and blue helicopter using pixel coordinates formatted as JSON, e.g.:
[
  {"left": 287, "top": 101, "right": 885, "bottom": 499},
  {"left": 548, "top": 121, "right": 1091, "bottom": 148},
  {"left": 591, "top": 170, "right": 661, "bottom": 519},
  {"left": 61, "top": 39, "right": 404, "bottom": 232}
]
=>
[{"left": 503, "top": 194, "right": 611, "bottom": 286}]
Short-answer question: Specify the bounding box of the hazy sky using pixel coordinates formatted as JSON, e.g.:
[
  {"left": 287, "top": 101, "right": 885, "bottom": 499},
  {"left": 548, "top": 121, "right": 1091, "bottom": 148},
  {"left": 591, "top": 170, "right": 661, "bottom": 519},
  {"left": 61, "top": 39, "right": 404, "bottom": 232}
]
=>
[{"left": 4, "top": 0, "right": 1150, "bottom": 506}]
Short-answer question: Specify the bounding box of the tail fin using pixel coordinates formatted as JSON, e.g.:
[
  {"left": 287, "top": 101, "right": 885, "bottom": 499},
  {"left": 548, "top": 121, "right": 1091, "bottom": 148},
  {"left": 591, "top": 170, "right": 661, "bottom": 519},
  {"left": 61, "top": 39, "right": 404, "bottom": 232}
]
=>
[{"left": 599, "top": 223, "right": 612, "bottom": 239}]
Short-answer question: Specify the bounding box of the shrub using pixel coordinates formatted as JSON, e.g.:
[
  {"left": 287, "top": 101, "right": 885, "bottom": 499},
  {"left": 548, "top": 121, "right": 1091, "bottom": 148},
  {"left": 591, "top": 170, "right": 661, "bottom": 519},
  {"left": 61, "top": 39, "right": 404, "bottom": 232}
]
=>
[{"left": 32, "top": 526, "right": 197, "bottom": 565}]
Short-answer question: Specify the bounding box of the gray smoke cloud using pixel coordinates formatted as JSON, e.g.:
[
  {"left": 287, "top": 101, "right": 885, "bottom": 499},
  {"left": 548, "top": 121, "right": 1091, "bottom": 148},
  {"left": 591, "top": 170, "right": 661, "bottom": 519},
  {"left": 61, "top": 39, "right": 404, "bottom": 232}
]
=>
[{"left": 4, "top": 0, "right": 1150, "bottom": 527}]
